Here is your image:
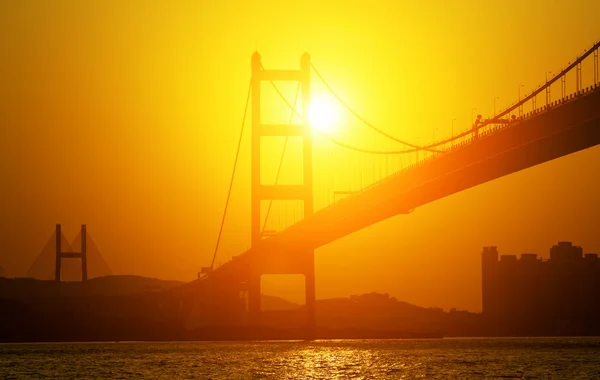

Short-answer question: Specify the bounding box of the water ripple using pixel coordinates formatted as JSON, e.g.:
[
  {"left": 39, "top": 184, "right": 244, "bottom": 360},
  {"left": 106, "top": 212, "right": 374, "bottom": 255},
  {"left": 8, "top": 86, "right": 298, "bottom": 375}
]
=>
[{"left": 1, "top": 338, "right": 600, "bottom": 379}]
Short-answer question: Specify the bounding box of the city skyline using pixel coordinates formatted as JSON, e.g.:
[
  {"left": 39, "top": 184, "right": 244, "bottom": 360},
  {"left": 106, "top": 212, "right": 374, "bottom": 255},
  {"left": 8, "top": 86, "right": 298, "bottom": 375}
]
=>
[{"left": 482, "top": 241, "right": 600, "bottom": 336}]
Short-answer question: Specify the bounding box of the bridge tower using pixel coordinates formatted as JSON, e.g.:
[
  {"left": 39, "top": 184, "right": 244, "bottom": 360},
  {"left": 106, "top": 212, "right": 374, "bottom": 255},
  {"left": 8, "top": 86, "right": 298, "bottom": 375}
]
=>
[
  {"left": 249, "top": 52, "right": 315, "bottom": 331},
  {"left": 55, "top": 224, "right": 87, "bottom": 282}
]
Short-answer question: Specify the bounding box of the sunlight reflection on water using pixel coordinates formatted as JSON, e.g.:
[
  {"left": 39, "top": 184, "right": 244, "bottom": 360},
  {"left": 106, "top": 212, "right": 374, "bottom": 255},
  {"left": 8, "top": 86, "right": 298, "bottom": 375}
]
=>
[{"left": 1, "top": 338, "right": 600, "bottom": 379}]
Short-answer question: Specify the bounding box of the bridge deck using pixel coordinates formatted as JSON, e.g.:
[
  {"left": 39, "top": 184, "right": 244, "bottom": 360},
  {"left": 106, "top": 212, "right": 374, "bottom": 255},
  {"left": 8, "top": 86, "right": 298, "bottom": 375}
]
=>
[{"left": 188, "top": 84, "right": 600, "bottom": 288}]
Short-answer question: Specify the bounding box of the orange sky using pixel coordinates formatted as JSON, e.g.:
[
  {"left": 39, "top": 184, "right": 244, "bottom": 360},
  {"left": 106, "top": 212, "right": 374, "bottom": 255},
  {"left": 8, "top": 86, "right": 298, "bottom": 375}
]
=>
[{"left": 1, "top": 0, "right": 600, "bottom": 311}]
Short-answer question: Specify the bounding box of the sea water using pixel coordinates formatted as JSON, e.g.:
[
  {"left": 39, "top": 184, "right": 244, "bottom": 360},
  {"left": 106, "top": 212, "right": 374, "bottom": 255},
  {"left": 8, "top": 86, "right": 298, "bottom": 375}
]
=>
[{"left": 1, "top": 337, "right": 600, "bottom": 379}]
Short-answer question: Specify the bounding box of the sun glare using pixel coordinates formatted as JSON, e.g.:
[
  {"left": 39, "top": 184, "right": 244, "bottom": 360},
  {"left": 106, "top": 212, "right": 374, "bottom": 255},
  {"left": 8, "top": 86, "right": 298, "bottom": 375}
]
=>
[{"left": 309, "top": 95, "right": 340, "bottom": 133}]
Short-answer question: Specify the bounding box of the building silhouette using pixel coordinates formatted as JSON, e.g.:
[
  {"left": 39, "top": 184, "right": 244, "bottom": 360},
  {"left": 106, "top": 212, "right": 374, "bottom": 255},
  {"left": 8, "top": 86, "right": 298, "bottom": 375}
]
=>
[{"left": 482, "top": 243, "right": 600, "bottom": 336}]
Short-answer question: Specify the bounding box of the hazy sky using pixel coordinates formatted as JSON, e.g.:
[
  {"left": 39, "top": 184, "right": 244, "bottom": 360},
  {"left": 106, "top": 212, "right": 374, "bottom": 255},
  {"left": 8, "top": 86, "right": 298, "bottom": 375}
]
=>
[{"left": 1, "top": 0, "right": 600, "bottom": 311}]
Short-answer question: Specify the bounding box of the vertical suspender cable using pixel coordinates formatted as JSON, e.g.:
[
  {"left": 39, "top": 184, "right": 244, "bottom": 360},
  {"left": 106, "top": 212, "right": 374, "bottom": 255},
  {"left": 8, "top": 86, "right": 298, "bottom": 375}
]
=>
[{"left": 262, "top": 82, "right": 302, "bottom": 233}]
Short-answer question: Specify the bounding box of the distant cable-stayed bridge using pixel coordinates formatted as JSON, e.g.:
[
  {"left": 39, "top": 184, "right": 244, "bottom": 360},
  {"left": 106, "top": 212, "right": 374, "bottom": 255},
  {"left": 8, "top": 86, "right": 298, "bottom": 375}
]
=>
[
  {"left": 27, "top": 225, "right": 111, "bottom": 282},
  {"left": 178, "top": 40, "right": 600, "bottom": 333}
]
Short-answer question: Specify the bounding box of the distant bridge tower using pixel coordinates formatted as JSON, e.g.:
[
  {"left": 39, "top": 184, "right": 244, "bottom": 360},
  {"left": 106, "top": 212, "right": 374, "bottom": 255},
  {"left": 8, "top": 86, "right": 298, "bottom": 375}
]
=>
[
  {"left": 55, "top": 224, "right": 87, "bottom": 282},
  {"left": 250, "top": 52, "right": 315, "bottom": 331}
]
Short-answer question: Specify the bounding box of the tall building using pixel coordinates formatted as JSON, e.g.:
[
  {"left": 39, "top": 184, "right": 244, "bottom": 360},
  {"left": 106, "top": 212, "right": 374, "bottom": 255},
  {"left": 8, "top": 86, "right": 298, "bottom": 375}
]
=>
[{"left": 481, "top": 242, "right": 600, "bottom": 336}]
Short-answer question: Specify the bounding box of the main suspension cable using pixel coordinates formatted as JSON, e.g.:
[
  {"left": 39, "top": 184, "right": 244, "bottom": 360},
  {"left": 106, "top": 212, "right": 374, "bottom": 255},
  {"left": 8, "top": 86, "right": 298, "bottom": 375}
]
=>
[
  {"left": 266, "top": 76, "right": 444, "bottom": 155},
  {"left": 310, "top": 63, "right": 442, "bottom": 153},
  {"left": 312, "top": 127, "right": 427, "bottom": 154},
  {"left": 421, "top": 39, "right": 600, "bottom": 149},
  {"left": 210, "top": 80, "right": 252, "bottom": 270}
]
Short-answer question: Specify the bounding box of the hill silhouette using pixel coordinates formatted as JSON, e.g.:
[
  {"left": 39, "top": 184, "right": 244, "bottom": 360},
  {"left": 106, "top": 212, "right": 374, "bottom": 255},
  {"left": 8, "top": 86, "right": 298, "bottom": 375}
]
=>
[
  {"left": 259, "top": 292, "right": 471, "bottom": 335},
  {"left": 0, "top": 276, "right": 305, "bottom": 307},
  {"left": 0, "top": 265, "right": 6, "bottom": 278},
  {"left": 261, "top": 293, "right": 301, "bottom": 311},
  {"left": 0, "top": 275, "right": 181, "bottom": 298},
  {"left": 0, "top": 276, "right": 482, "bottom": 341}
]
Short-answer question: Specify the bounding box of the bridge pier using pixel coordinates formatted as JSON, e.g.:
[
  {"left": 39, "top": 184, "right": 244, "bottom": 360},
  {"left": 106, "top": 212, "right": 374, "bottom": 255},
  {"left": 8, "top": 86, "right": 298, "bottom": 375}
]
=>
[
  {"left": 246, "top": 249, "right": 316, "bottom": 336},
  {"left": 248, "top": 51, "right": 315, "bottom": 335},
  {"left": 304, "top": 254, "right": 316, "bottom": 334},
  {"left": 248, "top": 276, "right": 261, "bottom": 325}
]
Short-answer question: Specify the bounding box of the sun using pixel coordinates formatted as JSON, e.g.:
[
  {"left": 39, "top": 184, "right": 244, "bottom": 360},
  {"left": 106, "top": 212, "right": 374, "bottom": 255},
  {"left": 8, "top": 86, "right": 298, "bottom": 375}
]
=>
[{"left": 308, "top": 95, "right": 340, "bottom": 133}]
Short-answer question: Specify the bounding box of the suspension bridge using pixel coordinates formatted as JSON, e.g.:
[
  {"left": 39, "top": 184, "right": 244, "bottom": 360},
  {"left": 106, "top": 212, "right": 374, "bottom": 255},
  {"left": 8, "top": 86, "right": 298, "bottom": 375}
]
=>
[{"left": 177, "top": 40, "right": 600, "bottom": 332}]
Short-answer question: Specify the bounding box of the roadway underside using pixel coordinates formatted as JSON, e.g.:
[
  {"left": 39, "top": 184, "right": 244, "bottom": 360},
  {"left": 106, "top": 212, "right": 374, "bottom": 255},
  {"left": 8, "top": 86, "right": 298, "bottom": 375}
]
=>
[{"left": 181, "top": 86, "right": 600, "bottom": 292}]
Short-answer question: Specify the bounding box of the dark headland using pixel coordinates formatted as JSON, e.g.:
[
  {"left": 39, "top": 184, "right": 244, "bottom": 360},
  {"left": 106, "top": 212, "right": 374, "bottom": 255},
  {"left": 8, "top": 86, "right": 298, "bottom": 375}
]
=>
[{"left": 0, "top": 276, "right": 483, "bottom": 342}]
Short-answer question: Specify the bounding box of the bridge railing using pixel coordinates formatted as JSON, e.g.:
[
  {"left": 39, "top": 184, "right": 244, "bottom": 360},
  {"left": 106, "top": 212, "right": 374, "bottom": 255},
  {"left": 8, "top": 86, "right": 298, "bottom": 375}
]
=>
[{"left": 316, "top": 81, "right": 600, "bottom": 214}]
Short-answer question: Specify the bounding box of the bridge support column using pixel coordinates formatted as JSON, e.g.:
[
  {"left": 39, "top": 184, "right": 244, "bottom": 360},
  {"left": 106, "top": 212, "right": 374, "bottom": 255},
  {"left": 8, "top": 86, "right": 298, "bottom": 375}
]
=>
[
  {"left": 248, "top": 276, "right": 261, "bottom": 325},
  {"left": 249, "top": 52, "right": 314, "bottom": 331},
  {"left": 54, "top": 224, "right": 88, "bottom": 283},
  {"left": 304, "top": 252, "right": 316, "bottom": 336},
  {"left": 81, "top": 224, "right": 88, "bottom": 281},
  {"left": 55, "top": 224, "right": 62, "bottom": 282}
]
